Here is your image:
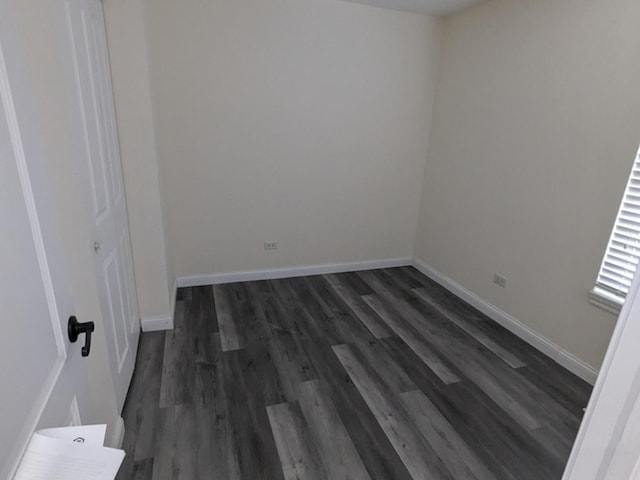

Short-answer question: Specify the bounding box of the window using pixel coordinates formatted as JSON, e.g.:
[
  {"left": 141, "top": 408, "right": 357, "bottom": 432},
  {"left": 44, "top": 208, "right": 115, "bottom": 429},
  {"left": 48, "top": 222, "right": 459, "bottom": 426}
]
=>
[{"left": 590, "top": 147, "right": 640, "bottom": 314}]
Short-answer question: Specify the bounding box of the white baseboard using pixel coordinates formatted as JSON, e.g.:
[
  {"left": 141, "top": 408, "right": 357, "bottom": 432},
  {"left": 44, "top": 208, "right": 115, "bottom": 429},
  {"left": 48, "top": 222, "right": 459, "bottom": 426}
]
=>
[
  {"left": 141, "top": 315, "right": 173, "bottom": 332},
  {"left": 411, "top": 258, "right": 599, "bottom": 385},
  {"left": 109, "top": 416, "right": 125, "bottom": 449},
  {"left": 176, "top": 257, "right": 412, "bottom": 288},
  {"left": 140, "top": 278, "right": 178, "bottom": 332}
]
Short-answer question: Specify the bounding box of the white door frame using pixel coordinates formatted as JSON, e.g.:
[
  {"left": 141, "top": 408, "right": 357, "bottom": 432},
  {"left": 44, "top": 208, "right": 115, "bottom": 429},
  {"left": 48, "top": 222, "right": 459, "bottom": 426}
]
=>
[{"left": 564, "top": 260, "right": 640, "bottom": 478}]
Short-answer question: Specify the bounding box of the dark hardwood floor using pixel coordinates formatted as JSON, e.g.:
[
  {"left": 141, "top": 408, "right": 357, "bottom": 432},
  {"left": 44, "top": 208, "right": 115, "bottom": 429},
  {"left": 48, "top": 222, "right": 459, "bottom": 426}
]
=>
[{"left": 116, "top": 267, "right": 592, "bottom": 480}]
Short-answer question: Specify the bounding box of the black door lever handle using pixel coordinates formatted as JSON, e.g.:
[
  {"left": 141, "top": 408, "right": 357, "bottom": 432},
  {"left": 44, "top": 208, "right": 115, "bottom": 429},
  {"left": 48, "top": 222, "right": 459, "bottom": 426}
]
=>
[{"left": 68, "top": 316, "right": 95, "bottom": 357}]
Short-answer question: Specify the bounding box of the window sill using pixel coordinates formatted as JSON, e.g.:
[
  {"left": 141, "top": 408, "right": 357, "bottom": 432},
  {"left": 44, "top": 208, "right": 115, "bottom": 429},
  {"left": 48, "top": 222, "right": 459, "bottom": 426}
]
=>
[{"left": 589, "top": 286, "right": 624, "bottom": 315}]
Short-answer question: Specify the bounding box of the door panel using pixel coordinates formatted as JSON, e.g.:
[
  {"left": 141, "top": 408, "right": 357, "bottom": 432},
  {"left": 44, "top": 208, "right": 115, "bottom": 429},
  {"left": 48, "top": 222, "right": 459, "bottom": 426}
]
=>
[
  {"left": 64, "top": 0, "right": 140, "bottom": 412},
  {"left": 103, "top": 250, "right": 129, "bottom": 371},
  {"left": 0, "top": 3, "right": 94, "bottom": 475}
]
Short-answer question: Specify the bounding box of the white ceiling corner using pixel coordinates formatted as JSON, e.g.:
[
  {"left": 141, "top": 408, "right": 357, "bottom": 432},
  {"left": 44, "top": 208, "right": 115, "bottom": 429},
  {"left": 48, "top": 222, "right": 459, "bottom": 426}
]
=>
[{"left": 341, "top": 0, "right": 488, "bottom": 17}]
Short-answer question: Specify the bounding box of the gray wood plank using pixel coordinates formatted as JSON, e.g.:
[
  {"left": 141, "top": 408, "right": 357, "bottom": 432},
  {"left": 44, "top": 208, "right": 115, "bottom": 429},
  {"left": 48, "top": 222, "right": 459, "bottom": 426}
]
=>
[
  {"left": 130, "top": 459, "right": 154, "bottom": 480},
  {"left": 261, "top": 291, "right": 319, "bottom": 401},
  {"left": 352, "top": 339, "right": 416, "bottom": 394},
  {"left": 129, "top": 332, "right": 164, "bottom": 460},
  {"left": 405, "top": 289, "right": 579, "bottom": 434},
  {"left": 412, "top": 287, "right": 527, "bottom": 369},
  {"left": 400, "top": 389, "right": 495, "bottom": 480},
  {"left": 333, "top": 344, "right": 453, "bottom": 480},
  {"left": 159, "top": 302, "right": 194, "bottom": 407},
  {"left": 325, "top": 274, "right": 392, "bottom": 339},
  {"left": 226, "top": 349, "right": 283, "bottom": 480},
  {"left": 362, "top": 294, "right": 460, "bottom": 384},
  {"left": 285, "top": 278, "right": 344, "bottom": 345},
  {"left": 152, "top": 405, "right": 199, "bottom": 480},
  {"left": 212, "top": 284, "right": 243, "bottom": 352},
  {"left": 306, "top": 276, "right": 374, "bottom": 345},
  {"left": 360, "top": 271, "right": 543, "bottom": 431},
  {"left": 297, "top": 380, "right": 371, "bottom": 480},
  {"left": 267, "top": 401, "right": 328, "bottom": 480},
  {"left": 300, "top": 339, "right": 415, "bottom": 480},
  {"left": 117, "top": 332, "right": 164, "bottom": 479},
  {"left": 383, "top": 335, "right": 561, "bottom": 480}
]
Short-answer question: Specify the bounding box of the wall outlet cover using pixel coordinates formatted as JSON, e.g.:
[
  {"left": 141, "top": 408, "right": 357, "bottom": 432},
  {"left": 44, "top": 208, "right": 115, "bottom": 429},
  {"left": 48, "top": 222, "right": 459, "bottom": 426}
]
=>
[
  {"left": 493, "top": 274, "right": 507, "bottom": 288},
  {"left": 264, "top": 242, "right": 278, "bottom": 250}
]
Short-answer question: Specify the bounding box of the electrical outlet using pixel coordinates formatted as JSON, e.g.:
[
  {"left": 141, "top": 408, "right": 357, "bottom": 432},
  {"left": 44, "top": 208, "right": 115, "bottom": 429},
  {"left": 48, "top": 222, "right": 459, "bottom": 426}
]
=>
[
  {"left": 493, "top": 273, "right": 507, "bottom": 288},
  {"left": 264, "top": 241, "right": 278, "bottom": 251}
]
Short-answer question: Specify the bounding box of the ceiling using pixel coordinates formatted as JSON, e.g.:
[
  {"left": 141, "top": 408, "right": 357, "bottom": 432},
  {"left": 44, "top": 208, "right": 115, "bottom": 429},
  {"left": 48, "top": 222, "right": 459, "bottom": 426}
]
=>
[{"left": 342, "top": 0, "right": 488, "bottom": 17}]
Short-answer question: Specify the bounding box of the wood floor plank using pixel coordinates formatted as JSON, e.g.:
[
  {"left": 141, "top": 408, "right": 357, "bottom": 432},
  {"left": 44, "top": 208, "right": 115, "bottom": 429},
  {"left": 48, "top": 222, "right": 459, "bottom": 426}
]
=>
[
  {"left": 212, "top": 284, "right": 243, "bottom": 352},
  {"left": 296, "top": 380, "right": 371, "bottom": 480},
  {"left": 187, "top": 285, "right": 218, "bottom": 334},
  {"left": 127, "top": 332, "right": 164, "bottom": 460},
  {"left": 244, "top": 282, "right": 279, "bottom": 344},
  {"left": 518, "top": 363, "right": 590, "bottom": 417},
  {"left": 260, "top": 291, "right": 319, "bottom": 401},
  {"left": 362, "top": 294, "right": 460, "bottom": 384},
  {"left": 361, "top": 270, "right": 545, "bottom": 431},
  {"left": 152, "top": 405, "right": 199, "bottom": 480},
  {"left": 226, "top": 282, "right": 268, "bottom": 347},
  {"left": 235, "top": 344, "right": 288, "bottom": 480},
  {"left": 400, "top": 389, "right": 494, "bottom": 480},
  {"left": 411, "top": 287, "right": 527, "bottom": 369},
  {"left": 399, "top": 293, "right": 579, "bottom": 435},
  {"left": 383, "top": 335, "right": 562, "bottom": 480},
  {"left": 226, "top": 349, "right": 281, "bottom": 480},
  {"left": 341, "top": 271, "right": 376, "bottom": 295},
  {"left": 205, "top": 344, "right": 242, "bottom": 480},
  {"left": 130, "top": 459, "right": 154, "bottom": 480},
  {"left": 306, "top": 276, "right": 376, "bottom": 345},
  {"left": 117, "top": 334, "right": 163, "bottom": 480},
  {"left": 267, "top": 401, "right": 327, "bottom": 480},
  {"left": 285, "top": 278, "right": 344, "bottom": 345},
  {"left": 301, "top": 339, "right": 415, "bottom": 480},
  {"left": 325, "top": 274, "right": 393, "bottom": 339},
  {"left": 333, "top": 344, "right": 453, "bottom": 480},
  {"left": 159, "top": 302, "right": 194, "bottom": 407},
  {"left": 352, "top": 339, "right": 416, "bottom": 394},
  {"left": 268, "top": 280, "right": 319, "bottom": 341},
  {"left": 180, "top": 286, "right": 193, "bottom": 302},
  {"left": 530, "top": 424, "right": 576, "bottom": 466},
  {"left": 406, "top": 287, "right": 579, "bottom": 434}
]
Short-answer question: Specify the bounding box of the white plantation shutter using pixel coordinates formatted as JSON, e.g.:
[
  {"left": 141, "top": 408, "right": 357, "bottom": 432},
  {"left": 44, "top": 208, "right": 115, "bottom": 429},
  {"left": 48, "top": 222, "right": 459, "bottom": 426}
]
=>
[{"left": 592, "top": 148, "right": 640, "bottom": 311}]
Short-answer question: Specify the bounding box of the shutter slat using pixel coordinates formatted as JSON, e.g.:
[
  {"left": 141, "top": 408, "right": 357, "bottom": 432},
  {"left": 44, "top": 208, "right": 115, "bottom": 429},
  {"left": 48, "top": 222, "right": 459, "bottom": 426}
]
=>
[
  {"left": 600, "top": 268, "right": 633, "bottom": 285},
  {"left": 610, "top": 241, "right": 640, "bottom": 254},
  {"left": 603, "top": 258, "right": 638, "bottom": 274},
  {"left": 611, "top": 230, "right": 640, "bottom": 244},
  {"left": 608, "top": 246, "right": 640, "bottom": 262},
  {"left": 607, "top": 251, "right": 640, "bottom": 266},
  {"left": 602, "top": 262, "right": 636, "bottom": 279},
  {"left": 597, "top": 278, "right": 630, "bottom": 294}
]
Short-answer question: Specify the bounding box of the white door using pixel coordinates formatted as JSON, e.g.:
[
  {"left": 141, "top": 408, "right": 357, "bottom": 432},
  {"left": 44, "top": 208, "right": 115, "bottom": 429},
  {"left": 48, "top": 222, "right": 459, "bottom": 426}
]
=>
[
  {"left": 563, "top": 252, "right": 640, "bottom": 478},
  {"left": 0, "top": 5, "right": 94, "bottom": 477},
  {"left": 62, "top": 0, "right": 140, "bottom": 412}
]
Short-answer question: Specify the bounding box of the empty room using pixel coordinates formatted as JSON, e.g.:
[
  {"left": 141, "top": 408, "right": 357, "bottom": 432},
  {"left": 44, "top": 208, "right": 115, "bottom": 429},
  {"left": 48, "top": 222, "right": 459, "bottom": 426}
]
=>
[{"left": 3, "top": 0, "right": 640, "bottom": 479}]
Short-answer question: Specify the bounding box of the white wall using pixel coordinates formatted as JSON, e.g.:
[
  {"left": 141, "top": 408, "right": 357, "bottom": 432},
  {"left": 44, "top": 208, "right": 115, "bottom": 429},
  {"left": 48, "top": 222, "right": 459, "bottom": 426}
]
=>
[
  {"left": 415, "top": 0, "right": 640, "bottom": 369},
  {"left": 103, "top": 0, "right": 175, "bottom": 322},
  {"left": 145, "top": 0, "right": 442, "bottom": 277}
]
